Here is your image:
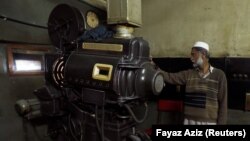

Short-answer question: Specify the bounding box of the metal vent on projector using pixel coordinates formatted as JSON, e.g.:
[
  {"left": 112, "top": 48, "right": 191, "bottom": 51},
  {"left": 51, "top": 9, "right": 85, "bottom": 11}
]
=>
[{"left": 52, "top": 57, "right": 65, "bottom": 87}]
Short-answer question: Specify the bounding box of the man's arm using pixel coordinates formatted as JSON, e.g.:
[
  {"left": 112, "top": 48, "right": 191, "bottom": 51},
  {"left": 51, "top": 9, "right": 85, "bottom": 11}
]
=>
[{"left": 160, "top": 69, "right": 189, "bottom": 85}]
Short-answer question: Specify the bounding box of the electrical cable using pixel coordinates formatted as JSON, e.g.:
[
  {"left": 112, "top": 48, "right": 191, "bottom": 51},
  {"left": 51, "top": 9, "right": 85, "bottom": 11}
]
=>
[
  {"left": 128, "top": 134, "right": 141, "bottom": 141},
  {"left": 101, "top": 105, "right": 105, "bottom": 141},
  {"left": 95, "top": 106, "right": 111, "bottom": 141},
  {"left": 95, "top": 106, "right": 104, "bottom": 141},
  {"left": 0, "top": 14, "right": 47, "bottom": 29},
  {"left": 124, "top": 102, "right": 148, "bottom": 123},
  {"left": 80, "top": 114, "right": 87, "bottom": 141},
  {"left": 68, "top": 114, "right": 80, "bottom": 141}
]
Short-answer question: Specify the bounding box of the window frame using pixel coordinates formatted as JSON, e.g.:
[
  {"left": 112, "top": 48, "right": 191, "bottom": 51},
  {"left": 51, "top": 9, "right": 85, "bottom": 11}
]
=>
[{"left": 7, "top": 44, "right": 50, "bottom": 76}]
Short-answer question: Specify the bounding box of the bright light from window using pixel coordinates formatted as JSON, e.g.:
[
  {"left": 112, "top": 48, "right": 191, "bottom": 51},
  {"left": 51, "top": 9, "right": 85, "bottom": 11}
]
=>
[{"left": 15, "top": 60, "right": 42, "bottom": 71}]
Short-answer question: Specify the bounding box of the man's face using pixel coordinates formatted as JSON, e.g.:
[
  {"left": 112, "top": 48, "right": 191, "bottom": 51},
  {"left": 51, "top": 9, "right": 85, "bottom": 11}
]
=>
[{"left": 190, "top": 48, "right": 204, "bottom": 68}]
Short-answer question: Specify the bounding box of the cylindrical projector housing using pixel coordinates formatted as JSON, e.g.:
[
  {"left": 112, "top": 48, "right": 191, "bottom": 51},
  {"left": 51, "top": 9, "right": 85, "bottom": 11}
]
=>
[
  {"left": 63, "top": 38, "right": 164, "bottom": 102},
  {"left": 135, "top": 62, "right": 164, "bottom": 98}
]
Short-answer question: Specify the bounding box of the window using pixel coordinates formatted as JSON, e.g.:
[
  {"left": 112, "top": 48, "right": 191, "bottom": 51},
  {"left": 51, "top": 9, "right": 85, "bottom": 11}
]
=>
[{"left": 7, "top": 44, "right": 51, "bottom": 76}]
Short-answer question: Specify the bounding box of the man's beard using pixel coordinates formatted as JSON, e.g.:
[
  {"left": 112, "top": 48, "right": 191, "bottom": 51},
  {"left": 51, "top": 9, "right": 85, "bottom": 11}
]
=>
[{"left": 193, "top": 56, "right": 203, "bottom": 68}]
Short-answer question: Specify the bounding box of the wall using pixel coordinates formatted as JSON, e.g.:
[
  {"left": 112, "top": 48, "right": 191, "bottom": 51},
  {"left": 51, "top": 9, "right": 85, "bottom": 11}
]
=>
[
  {"left": 1, "top": 0, "right": 250, "bottom": 140},
  {"left": 135, "top": 0, "right": 250, "bottom": 57},
  {"left": 0, "top": 44, "right": 51, "bottom": 141},
  {"left": 133, "top": 0, "right": 250, "bottom": 127},
  {"left": 3, "top": 0, "right": 250, "bottom": 56},
  {"left": 0, "top": 0, "right": 105, "bottom": 141}
]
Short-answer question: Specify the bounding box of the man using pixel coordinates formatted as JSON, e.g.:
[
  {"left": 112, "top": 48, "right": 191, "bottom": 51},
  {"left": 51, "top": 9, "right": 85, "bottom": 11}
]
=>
[{"left": 159, "top": 41, "right": 227, "bottom": 125}]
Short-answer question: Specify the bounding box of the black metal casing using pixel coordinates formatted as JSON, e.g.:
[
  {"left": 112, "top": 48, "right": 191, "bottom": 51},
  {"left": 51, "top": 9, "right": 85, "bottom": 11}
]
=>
[
  {"left": 45, "top": 37, "right": 163, "bottom": 104},
  {"left": 16, "top": 3, "right": 164, "bottom": 141}
]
